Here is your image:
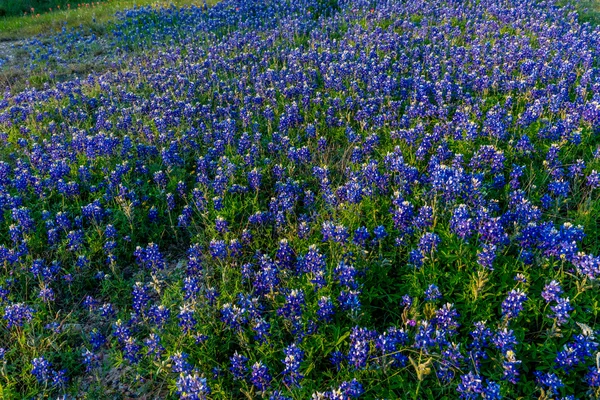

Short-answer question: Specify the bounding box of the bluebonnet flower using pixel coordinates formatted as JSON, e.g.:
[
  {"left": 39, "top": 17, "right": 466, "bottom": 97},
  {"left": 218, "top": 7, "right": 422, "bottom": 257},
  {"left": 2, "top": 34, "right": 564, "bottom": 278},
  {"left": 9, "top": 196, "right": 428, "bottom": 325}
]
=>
[
  {"left": 31, "top": 356, "right": 68, "bottom": 387},
  {"left": 213, "top": 196, "right": 224, "bottom": 211},
  {"left": 540, "top": 194, "right": 553, "bottom": 209},
  {"left": 67, "top": 230, "right": 85, "bottom": 251},
  {"left": 549, "top": 297, "right": 572, "bottom": 326},
  {"left": 572, "top": 253, "right": 600, "bottom": 280},
  {"left": 166, "top": 193, "right": 176, "bottom": 211},
  {"left": 82, "top": 349, "right": 101, "bottom": 372},
  {"left": 3, "top": 303, "right": 35, "bottom": 328},
  {"left": 282, "top": 343, "right": 304, "bottom": 386},
  {"left": 241, "top": 229, "right": 253, "bottom": 245},
  {"left": 514, "top": 274, "right": 527, "bottom": 284},
  {"left": 478, "top": 217, "right": 508, "bottom": 246},
  {"left": 477, "top": 244, "right": 496, "bottom": 270},
  {"left": 11, "top": 207, "right": 35, "bottom": 233},
  {"left": 502, "top": 351, "right": 521, "bottom": 384},
  {"left": 435, "top": 343, "right": 464, "bottom": 383},
  {"left": 8, "top": 224, "right": 23, "bottom": 244},
  {"left": 209, "top": 239, "right": 227, "bottom": 259},
  {"left": 391, "top": 199, "right": 414, "bottom": 233},
  {"left": 335, "top": 261, "right": 359, "bottom": 289},
  {"left": 176, "top": 372, "right": 210, "bottom": 399},
  {"left": 205, "top": 287, "right": 219, "bottom": 306},
  {"left": 250, "top": 362, "right": 271, "bottom": 392},
  {"left": 183, "top": 277, "right": 201, "bottom": 302},
  {"left": 171, "top": 352, "right": 193, "bottom": 373},
  {"left": 413, "top": 206, "right": 433, "bottom": 230},
  {"left": 414, "top": 320, "right": 440, "bottom": 350},
  {"left": 221, "top": 303, "right": 246, "bottom": 331},
  {"left": 555, "top": 333, "right": 598, "bottom": 372},
  {"left": 215, "top": 216, "right": 229, "bottom": 234},
  {"left": 76, "top": 255, "right": 90, "bottom": 270},
  {"left": 535, "top": 371, "right": 563, "bottom": 395},
  {"left": 457, "top": 372, "right": 483, "bottom": 399},
  {"left": 31, "top": 356, "right": 51, "bottom": 383},
  {"left": 353, "top": 226, "right": 370, "bottom": 246},
  {"left": 99, "top": 303, "right": 116, "bottom": 319},
  {"left": 418, "top": 232, "right": 440, "bottom": 255},
  {"left": 269, "top": 392, "right": 292, "bottom": 400},
  {"left": 434, "top": 303, "right": 460, "bottom": 334},
  {"left": 278, "top": 289, "right": 305, "bottom": 321},
  {"left": 548, "top": 179, "right": 570, "bottom": 198},
  {"left": 247, "top": 168, "right": 262, "bottom": 190},
  {"left": 330, "top": 350, "right": 345, "bottom": 370},
  {"left": 469, "top": 322, "right": 492, "bottom": 368},
  {"left": 587, "top": 170, "right": 599, "bottom": 189},
  {"left": 123, "top": 337, "right": 141, "bottom": 364},
  {"left": 176, "top": 181, "right": 187, "bottom": 197},
  {"left": 338, "top": 290, "right": 361, "bottom": 313},
  {"left": 298, "top": 245, "right": 326, "bottom": 275},
  {"left": 515, "top": 135, "right": 534, "bottom": 154},
  {"left": 178, "top": 305, "right": 197, "bottom": 334},
  {"left": 338, "top": 379, "right": 364, "bottom": 398},
  {"left": 45, "top": 322, "right": 61, "bottom": 334},
  {"left": 134, "top": 243, "right": 166, "bottom": 271},
  {"left": 509, "top": 165, "right": 525, "bottom": 189},
  {"left": 408, "top": 249, "right": 424, "bottom": 268},
  {"left": 541, "top": 280, "right": 562, "bottom": 303},
  {"left": 492, "top": 329, "right": 518, "bottom": 354},
  {"left": 148, "top": 206, "right": 159, "bottom": 223},
  {"left": 89, "top": 330, "right": 106, "bottom": 351},
  {"left": 483, "top": 380, "right": 502, "bottom": 399},
  {"left": 144, "top": 333, "right": 165, "bottom": 360},
  {"left": 322, "top": 221, "right": 349, "bottom": 244},
  {"left": 375, "top": 327, "right": 409, "bottom": 368},
  {"left": 586, "top": 367, "right": 600, "bottom": 388},
  {"left": 425, "top": 284, "right": 441, "bottom": 301},
  {"left": 348, "top": 326, "right": 374, "bottom": 370},
  {"left": 187, "top": 243, "right": 203, "bottom": 274},
  {"left": 132, "top": 282, "right": 150, "bottom": 314},
  {"left": 38, "top": 285, "right": 55, "bottom": 303},
  {"left": 47, "top": 228, "right": 59, "bottom": 246},
  {"left": 501, "top": 289, "right": 527, "bottom": 320},
  {"left": 372, "top": 225, "right": 387, "bottom": 242},
  {"left": 104, "top": 224, "right": 118, "bottom": 239},
  {"left": 395, "top": 295, "right": 410, "bottom": 310},
  {"left": 194, "top": 334, "right": 209, "bottom": 345},
  {"left": 81, "top": 200, "right": 106, "bottom": 223},
  {"left": 229, "top": 352, "right": 248, "bottom": 381},
  {"left": 253, "top": 254, "right": 279, "bottom": 295},
  {"left": 276, "top": 240, "right": 295, "bottom": 272},
  {"left": 178, "top": 206, "right": 193, "bottom": 228},
  {"left": 153, "top": 170, "right": 168, "bottom": 188},
  {"left": 317, "top": 296, "right": 335, "bottom": 322},
  {"left": 252, "top": 318, "right": 271, "bottom": 343}
]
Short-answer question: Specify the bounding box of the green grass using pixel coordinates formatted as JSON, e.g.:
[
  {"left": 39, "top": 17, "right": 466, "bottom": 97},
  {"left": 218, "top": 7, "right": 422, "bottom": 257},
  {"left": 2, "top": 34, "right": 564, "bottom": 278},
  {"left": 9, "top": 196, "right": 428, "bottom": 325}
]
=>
[
  {"left": 0, "top": 0, "right": 108, "bottom": 18},
  {"left": 0, "top": 0, "right": 208, "bottom": 41},
  {"left": 561, "top": 0, "right": 600, "bottom": 25}
]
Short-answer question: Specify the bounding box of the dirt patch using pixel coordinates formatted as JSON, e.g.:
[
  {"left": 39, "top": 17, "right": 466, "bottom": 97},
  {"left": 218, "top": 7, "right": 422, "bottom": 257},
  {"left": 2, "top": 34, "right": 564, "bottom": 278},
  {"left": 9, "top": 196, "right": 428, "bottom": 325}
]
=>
[
  {"left": 0, "top": 36, "right": 117, "bottom": 93},
  {"left": 0, "top": 39, "right": 25, "bottom": 65}
]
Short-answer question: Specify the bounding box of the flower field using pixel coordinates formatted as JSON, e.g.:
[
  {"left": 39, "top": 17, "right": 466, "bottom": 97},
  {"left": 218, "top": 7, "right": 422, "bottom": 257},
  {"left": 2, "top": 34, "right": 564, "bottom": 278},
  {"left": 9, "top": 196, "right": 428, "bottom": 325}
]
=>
[{"left": 1, "top": 0, "right": 600, "bottom": 398}]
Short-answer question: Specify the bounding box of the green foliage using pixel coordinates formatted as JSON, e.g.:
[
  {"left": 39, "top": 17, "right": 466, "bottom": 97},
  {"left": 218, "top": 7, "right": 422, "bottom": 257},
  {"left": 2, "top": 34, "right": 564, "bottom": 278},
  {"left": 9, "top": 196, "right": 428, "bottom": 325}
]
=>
[{"left": 0, "top": 0, "right": 102, "bottom": 17}]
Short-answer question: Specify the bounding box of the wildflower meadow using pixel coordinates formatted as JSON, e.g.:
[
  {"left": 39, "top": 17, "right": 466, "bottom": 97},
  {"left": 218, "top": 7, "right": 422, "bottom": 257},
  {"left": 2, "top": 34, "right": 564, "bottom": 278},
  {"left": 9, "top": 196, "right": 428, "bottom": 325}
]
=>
[{"left": 0, "top": 0, "right": 600, "bottom": 398}]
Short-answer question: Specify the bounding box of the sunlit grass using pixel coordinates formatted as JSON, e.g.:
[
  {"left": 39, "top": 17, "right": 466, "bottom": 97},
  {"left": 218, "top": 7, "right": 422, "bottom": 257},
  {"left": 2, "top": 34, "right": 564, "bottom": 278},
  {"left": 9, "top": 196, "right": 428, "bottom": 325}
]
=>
[
  {"left": 0, "top": 0, "right": 211, "bottom": 41},
  {"left": 558, "top": 0, "right": 600, "bottom": 24}
]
